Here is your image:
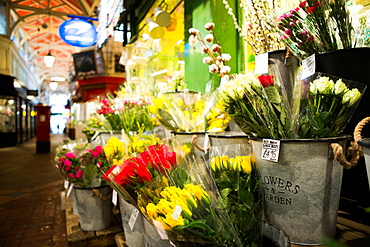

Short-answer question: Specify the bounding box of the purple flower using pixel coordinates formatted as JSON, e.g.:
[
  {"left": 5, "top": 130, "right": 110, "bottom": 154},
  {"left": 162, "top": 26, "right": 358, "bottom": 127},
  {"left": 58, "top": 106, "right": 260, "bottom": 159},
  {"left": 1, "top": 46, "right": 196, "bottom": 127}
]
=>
[{"left": 301, "top": 30, "right": 308, "bottom": 36}]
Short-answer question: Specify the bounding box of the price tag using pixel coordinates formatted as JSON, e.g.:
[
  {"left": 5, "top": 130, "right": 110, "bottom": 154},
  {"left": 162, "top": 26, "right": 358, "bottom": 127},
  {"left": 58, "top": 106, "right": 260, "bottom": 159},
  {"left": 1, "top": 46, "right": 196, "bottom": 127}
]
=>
[
  {"left": 261, "top": 139, "right": 280, "bottom": 162},
  {"left": 172, "top": 205, "right": 182, "bottom": 220},
  {"left": 112, "top": 190, "right": 118, "bottom": 206},
  {"left": 255, "top": 52, "right": 269, "bottom": 75},
  {"left": 66, "top": 183, "right": 73, "bottom": 197},
  {"left": 153, "top": 220, "right": 169, "bottom": 240},
  {"left": 301, "top": 54, "right": 315, "bottom": 79},
  {"left": 128, "top": 208, "right": 139, "bottom": 230},
  {"left": 203, "top": 133, "right": 209, "bottom": 155},
  {"left": 64, "top": 180, "right": 69, "bottom": 190}
]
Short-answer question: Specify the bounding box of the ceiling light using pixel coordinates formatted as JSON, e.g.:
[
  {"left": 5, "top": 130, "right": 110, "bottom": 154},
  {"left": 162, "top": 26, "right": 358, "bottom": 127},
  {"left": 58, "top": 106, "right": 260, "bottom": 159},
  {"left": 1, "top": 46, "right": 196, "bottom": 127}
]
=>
[
  {"left": 50, "top": 76, "right": 66, "bottom": 82},
  {"left": 146, "top": 17, "right": 164, "bottom": 39},
  {"left": 44, "top": 51, "right": 56, "bottom": 68},
  {"left": 49, "top": 81, "right": 58, "bottom": 90},
  {"left": 154, "top": 7, "right": 171, "bottom": 27}
]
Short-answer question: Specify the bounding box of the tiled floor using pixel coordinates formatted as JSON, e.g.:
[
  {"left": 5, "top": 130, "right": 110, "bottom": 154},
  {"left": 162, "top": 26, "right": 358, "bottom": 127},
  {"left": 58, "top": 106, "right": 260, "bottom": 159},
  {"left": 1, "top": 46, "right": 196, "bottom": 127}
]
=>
[{"left": 0, "top": 134, "right": 369, "bottom": 247}]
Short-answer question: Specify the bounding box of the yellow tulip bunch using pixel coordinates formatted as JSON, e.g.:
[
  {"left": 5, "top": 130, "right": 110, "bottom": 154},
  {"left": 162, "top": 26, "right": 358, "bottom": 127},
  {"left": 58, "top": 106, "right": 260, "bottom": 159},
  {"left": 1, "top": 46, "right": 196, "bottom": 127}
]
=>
[
  {"left": 210, "top": 155, "right": 253, "bottom": 174},
  {"left": 143, "top": 184, "right": 211, "bottom": 232}
]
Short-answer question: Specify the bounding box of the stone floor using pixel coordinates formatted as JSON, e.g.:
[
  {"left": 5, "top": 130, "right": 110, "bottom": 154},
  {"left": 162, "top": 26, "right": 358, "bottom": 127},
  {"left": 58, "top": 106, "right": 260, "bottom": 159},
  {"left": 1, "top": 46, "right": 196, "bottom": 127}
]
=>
[{"left": 0, "top": 134, "right": 67, "bottom": 247}]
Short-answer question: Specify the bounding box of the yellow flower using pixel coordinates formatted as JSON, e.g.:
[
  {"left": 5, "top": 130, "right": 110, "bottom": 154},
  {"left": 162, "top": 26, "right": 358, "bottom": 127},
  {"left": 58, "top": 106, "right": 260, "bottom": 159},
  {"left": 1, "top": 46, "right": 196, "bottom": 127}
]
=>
[
  {"left": 241, "top": 156, "right": 252, "bottom": 174},
  {"left": 163, "top": 212, "right": 185, "bottom": 229},
  {"left": 146, "top": 203, "right": 159, "bottom": 219},
  {"left": 104, "top": 137, "right": 125, "bottom": 163}
]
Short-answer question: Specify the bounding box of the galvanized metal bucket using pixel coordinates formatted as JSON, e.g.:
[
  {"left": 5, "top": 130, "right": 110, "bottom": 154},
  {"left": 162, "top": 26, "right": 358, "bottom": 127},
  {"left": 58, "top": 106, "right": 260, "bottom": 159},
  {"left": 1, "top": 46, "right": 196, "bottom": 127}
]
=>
[
  {"left": 119, "top": 196, "right": 145, "bottom": 247},
  {"left": 73, "top": 186, "right": 113, "bottom": 231},
  {"left": 251, "top": 137, "right": 348, "bottom": 245},
  {"left": 358, "top": 138, "right": 370, "bottom": 191},
  {"left": 208, "top": 131, "right": 251, "bottom": 157}
]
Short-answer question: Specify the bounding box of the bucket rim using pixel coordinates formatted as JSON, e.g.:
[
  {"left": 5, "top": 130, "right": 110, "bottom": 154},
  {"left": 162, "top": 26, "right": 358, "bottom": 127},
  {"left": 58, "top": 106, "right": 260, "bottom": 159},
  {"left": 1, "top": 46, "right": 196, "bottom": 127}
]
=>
[
  {"left": 208, "top": 133, "right": 249, "bottom": 139},
  {"left": 358, "top": 138, "right": 370, "bottom": 148},
  {"left": 171, "top": 131, "right": 206, "bottom": 135},
  {"left": 249, "top": 135, "right": 350, "bottom": 143},
  {"left": 73, "top": 185, "right": 111, "bottom": 190}
]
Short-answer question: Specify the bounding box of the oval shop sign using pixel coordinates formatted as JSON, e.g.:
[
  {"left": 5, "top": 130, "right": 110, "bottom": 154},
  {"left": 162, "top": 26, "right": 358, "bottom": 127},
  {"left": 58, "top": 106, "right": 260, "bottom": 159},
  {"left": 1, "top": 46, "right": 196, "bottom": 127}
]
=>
[{"left": 59, "top": 18, "right": 97, "bottom": 47}]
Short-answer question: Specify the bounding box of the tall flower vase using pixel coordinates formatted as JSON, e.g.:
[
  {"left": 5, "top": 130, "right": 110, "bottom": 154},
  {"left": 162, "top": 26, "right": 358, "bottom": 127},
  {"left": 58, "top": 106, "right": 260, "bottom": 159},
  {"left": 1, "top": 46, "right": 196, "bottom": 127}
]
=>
[
  {"left": 250, "top": 137, "right": 349, "bottom": 245},
  {"left": 72, "top": 186, "right": 113, "bottom": 231}
]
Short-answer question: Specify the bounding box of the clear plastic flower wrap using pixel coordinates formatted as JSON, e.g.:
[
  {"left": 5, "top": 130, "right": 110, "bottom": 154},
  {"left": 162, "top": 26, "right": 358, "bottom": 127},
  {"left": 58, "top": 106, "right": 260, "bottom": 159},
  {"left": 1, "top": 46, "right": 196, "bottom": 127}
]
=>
[
  {"left": 149, "top": 91, "right": 230, "bottom": 133},
  {"left": 218, "top": 71, "right": 294, "bottom": 139},
  {"left": 102, "top": 137, "right": 242, "bottom": 246},
  {"left": 218, "top": 70, "right": 367, "bottom": 139},
  {"left": 208, "top": 143, "right": 263, "bottom": 247},
  {"left": 293, "top": 72, "right": 367, "bottom": 138}
]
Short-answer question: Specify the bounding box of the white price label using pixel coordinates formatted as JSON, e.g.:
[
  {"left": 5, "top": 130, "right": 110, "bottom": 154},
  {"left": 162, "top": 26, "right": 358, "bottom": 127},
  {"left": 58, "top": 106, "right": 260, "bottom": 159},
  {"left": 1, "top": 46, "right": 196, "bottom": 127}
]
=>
[
  {"left": 112, "top": 190, "right": 118, "bottom": 206},
  {"left": 66, "top": 184, "right": 73, "bottom": 197},
  {"left": 153, "top": 220, "right": 169, "bottom": 240},
  {"left": 64, "top": 180, "right": 69, "bottom": 190},
  {"left": 203, "top": 133, "right": 209, "bottom": 155},
  {"left": 301, "top": 54, "right": 316, "bottom": 79},
  {"left": 128, "top": 208, "right": 139, "bottom": 231},
  {"left": 261, "top": 139, "right": 280, "bottom": 162},
  {"left": 172, "top": 205, "right": 182, "bottom": 220},
  {"left": 255, "top": 52, "right": 269, "bottom": 75}
]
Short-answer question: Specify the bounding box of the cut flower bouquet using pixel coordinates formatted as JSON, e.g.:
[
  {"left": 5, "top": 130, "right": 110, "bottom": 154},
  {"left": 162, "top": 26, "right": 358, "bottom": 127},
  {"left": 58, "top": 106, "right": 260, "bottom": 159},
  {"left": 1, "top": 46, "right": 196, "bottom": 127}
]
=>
[
  {"left": 219, "top": 72, "right": 366, "bottom": 139},
  {"left": 271, "top": 0, "right": 354, "bottom": 59},
  {"left": 102, "top": 138, "right": 242, "bottom": 246},
  {"left": 55, "top": 141, "right": 110, "bottom": 188}
]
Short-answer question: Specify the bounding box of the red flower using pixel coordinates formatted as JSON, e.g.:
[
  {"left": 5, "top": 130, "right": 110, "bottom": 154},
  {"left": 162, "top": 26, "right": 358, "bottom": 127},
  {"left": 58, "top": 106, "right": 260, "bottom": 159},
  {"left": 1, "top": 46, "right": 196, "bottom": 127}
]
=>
[
  {"left": 307, "top": 6, "right": 316, "bottom": 13},
  {"left": 95, "top": 146, "right": 103, "bottom": 154},
  {"left": 299, "top": 1, "right": 307, "bottom": 8},
  {"left": 140, "top": 144, "right": 177, "bottom": 173},
  {"left": 65, "top": 152, "right": 75, "bottom": 159},
  {"left": 258, "top": 75, "right": 275, "bottom": 87},
  {"left": 102, "top": 165, "right": 118, "bottom": 180}
]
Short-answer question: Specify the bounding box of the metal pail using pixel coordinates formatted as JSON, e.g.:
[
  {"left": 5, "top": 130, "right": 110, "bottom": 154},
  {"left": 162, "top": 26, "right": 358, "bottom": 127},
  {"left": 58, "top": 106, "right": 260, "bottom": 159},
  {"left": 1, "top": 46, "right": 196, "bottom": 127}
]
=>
[
  {"left": 208, "top": 131, "right": 251, "bottom": 157},
  {"left": 73, "top": 186, "right": 113, "bottom": 231},
  {"left": 119, "top": 196, "right": 145, "bottom": 247},
  {"left": 251, "top": 137, "right": 348, "bottom": 245}
]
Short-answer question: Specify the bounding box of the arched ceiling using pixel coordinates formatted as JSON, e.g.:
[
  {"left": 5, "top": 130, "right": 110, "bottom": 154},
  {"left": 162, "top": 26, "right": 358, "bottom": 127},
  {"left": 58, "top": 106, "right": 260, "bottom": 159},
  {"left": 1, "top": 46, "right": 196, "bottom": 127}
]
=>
[{"left": 9, "top": 0, "right": 100, "bottom": 82}]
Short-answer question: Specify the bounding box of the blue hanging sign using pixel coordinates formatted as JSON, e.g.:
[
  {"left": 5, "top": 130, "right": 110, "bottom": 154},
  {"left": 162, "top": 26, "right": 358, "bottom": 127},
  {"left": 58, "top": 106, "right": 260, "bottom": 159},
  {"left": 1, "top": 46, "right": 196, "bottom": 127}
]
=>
[{"left": 59, "top": 18, "right": 97, "bottom": 47}]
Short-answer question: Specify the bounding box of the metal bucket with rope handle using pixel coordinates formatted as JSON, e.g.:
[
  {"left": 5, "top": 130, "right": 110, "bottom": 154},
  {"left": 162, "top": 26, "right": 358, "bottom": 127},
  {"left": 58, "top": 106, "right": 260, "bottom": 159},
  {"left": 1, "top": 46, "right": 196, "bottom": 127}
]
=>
[{"left": 250, "top": 135, "right": 359, "bottom": 245}]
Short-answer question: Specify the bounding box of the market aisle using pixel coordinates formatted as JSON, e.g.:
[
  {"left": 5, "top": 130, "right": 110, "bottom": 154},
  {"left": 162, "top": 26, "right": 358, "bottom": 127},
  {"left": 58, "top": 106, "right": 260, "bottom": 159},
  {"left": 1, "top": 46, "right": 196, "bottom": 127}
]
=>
[{"left": 0, "top": 134, "right": 68, "bottom": 247}]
